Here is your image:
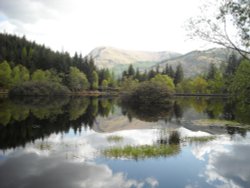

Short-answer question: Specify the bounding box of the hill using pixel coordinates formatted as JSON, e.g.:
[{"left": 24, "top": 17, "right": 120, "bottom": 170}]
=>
[
  {"left": 88, "top": 47, "right": 181, "bottom": 75},
  {"left": 153, "top": 48, "right": 233, "bottom": 77}
]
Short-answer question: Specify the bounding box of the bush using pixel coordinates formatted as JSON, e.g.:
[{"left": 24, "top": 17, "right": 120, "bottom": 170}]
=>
[
  {"left": 9, "top": 81, "right": 70, "bottom": 96},
  {"left": 123, "top": 81, "right": 173, "bottom": 105},
  {"left": 120, "top": 81, "right": 174, "bottom": 122}
]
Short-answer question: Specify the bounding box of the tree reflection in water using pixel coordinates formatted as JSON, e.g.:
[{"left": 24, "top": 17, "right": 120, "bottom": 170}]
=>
[{"left": 0, "top": 96, "right": 249, "bottom": 150}]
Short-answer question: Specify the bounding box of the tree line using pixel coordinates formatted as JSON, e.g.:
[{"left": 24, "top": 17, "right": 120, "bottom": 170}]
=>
[
  {"left": 0, "top": 33, "right": 116, "bottom": 94},
  {"left": 0, "top": 32, "right": 249, "bottom": 102},
  {"left": 119, "top": 52, "right": 250, "bottom": 102}
]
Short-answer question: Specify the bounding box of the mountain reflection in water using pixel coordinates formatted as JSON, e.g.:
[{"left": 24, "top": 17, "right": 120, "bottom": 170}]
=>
[{"left": 0, "top": 96, "right": 250, "bottom": 188}]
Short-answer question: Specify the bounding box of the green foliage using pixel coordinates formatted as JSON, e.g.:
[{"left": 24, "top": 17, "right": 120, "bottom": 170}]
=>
[
  {"left": 101, "top": 79, "right": 109, "bottom": 89},
  {"left": 230, "top": 59, "right": 250, "bottom": 100},
  {"left": 120, "top": 77, "right": 139, "bottom": 92},
  {"left": 150, "top": 74, "right": 175, "bottom": 92},
  {"left": 68, "top": 98, "right": 90, "bottom": 120},
  {"left": 9, "top": 81, "right": 70, "bottom": 96},
  {"left": 207, "top": 63, "right": 218, "bottom": 80},
  {"left": 91, "top": 71, "right": 99, "bottom": 90},
  {"left": 207, "top": 72, "right": 224, "bottom": 93},
  {"left": 12, "top": 64, "right": 30, "bottom": 86},
  {"left": 0, "top": 61, "right": 12, "bottom": 89},
  {"left": 176, "top": 79, "right": 194, "bottom": 93},
  {"left": 68, "top": 67, "right": 89, "bottom": 91},
  {"left": 192, "top": 76, "right": 208, "bottom": 94},
  {"left": 219, "top": 0, "right": 250, "bottom": 49},
  {"left": 31, "top": 69, "right": 47, "bottom": 81},
  {"left": 174, "top": 64, "right": 184, "bottom": 85},
  {"left": 103, "top": 144, "right": 180, "bottom": 159},
  {"left": 123, "top": 81, "right": 173, "bottom": 105},
  {"left": 128, "top": 64, "right": 135, "bottom": 77}
]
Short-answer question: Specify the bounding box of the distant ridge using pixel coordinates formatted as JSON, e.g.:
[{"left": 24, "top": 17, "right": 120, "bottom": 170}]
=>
[
  {"left": 152, "top": 48, "right": 234, "bottom": 77},
  {"left": 88, "top": 47, "right": 181, "bottom": 75},
  {"left": 89, "top": 46, "right": 235, "bottom": 77}
]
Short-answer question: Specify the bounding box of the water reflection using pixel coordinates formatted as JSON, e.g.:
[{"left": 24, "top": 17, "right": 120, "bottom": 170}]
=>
[
  {"left": 189, "top": 132, "right": 250, "bottom": 187},
  {"left": 0, "top": 94, "right": 250, "bottom": 187},
  {"left": 0, "top": 138, "right": 159, "bottom": 188},
  {"left": 0, "top": 97, "right": 250, "bottom": 150}
]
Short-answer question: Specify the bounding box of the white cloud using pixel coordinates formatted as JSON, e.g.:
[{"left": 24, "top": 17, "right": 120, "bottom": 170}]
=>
[{"left": 0, "top": 0, "right": 215, "bottom": 56}]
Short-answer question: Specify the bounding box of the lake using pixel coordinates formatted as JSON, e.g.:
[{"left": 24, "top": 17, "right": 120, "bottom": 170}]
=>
[{"left": 0, "top": 96, "right": 250, "bottom": 188}]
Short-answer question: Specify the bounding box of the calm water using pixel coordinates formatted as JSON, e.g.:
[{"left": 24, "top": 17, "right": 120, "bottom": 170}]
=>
[{"left": 0, "top": 96, "right": 250, "bottom": 188}]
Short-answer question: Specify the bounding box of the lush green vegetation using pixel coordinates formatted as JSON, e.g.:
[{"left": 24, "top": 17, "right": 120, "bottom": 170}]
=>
[
  {"left": 9, "top": 81, "right": 70, "bottom": 96},
  {"left": 1, "top": 31, "right": 250, "bottom": 102},
  {"left": 103, "top": 144, "right": 180, "bottom": 159},
  {"left": 0, "top": 33, "right": 116, "bottom": 95},
  {"left": 1, "top": 96, "right": 250, "bottom": 150}
]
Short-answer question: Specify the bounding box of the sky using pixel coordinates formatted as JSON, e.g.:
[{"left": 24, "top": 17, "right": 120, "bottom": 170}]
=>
[{"left": 0, "top": 0, "right": 216, "bottom": 56}]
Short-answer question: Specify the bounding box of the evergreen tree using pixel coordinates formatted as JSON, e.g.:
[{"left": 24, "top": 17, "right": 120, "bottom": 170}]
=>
[
  {"left": 148, "top": 69, "right": 156, "bottom": 80},
  {"left": 128, "top": 64, "right": 135, "bottom": 77},
  {"left": 91, "top": 71, "right": 99, "bottom": 90},
  {"left": 207, "top": 63, "right": 217, "bottom": 80},
  {"left": 156, "top": 65, "right": 160, "bottom": 74},
  {"left": 135, "top": 68, "right": 141, "bottom": 81},
  {"left": 164, "top": 64, "right": 169, "bottom": 75},
  {"left": 224, "top": 53, "right": 241, "bottom": 77},
  {"left": 174, "top": 64, "right": 184, "bottom": 85},
  {"left": 168, "top": 66, "right": 175, "bottom": 78},
  {"left": 230, "top": 59, "right": 250, "bottom": 100}
]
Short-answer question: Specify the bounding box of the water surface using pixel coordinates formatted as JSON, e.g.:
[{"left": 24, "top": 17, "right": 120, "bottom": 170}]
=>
[{"left": 0, "top": 96, "right": 249, "bottom": 188}]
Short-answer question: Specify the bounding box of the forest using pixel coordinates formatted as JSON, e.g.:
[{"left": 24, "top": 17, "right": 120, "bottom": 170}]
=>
[
  {"left": 0, "top": 33, "right": 116, "bottom": 95},
  {"left": 0, "top": 32, "right": 249, "bottom": 103}
]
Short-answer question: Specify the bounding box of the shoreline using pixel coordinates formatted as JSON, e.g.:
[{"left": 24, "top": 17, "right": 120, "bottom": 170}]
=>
[{"left": 1, "top": 90, "right": 229, "bottom": 97}]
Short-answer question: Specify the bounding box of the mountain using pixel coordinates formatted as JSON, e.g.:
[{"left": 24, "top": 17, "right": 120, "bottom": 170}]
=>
[
  {"left": 89, "top": 47, "right": 235, "bottom": 77},
  {"left": 153, "top": 48, "right": 233, "bottom": 77},
  {"left": 88, "top": 47, "right": 181, "bottom": 75}
]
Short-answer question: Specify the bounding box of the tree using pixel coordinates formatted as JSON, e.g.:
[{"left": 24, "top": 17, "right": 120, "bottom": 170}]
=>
[
  {"left": 224, "top": 53, "right": 241, "bottom": 77},
  {"left": 21, "top": 47, "right": 27, "bottom": 65},
  {"left": 120, "top": 77, "right": 139, "bottom": 92},
  {"left": 128, "top": 64, "right": 135, "bottom": 77},
  {"left": 192, "top": 76, "right": 208, "bottom": 93},
  {"left": 230, "top": 59, "right": 250, "bottom": 100},
  {"left": 207, "top": 63, "right": 218, "bottom": 80},
  {"left": 148, "top": 69, "right": 156, "bottom": 80},
  {"left": 187, "top": 0, "right": 250, "bottom": 59},
  {"left": 168, "top": 66, "right": 175, "bottom": 78},
  {"left": 174, "top": 64, "right": 184, "bottom": 85},
  {"left": 12, "top": 64, "right": 30, "bottom": 86},
  {"left": 150, "top": 74, "right": 175, "bottom": 92},
  {"left": 31, "top": 69, "right": 47, "bottom": 81},
  {"left": 0, "top": 61, "right": 12, "bottom": 89},
  {"left": 176, "top": 79, "right": 194, "bottom": 94},
  {"left": 164, "top": 64, "right": 169, "bottom": 75},
  {"left": 91, "top": 71, "right": 99, "bottom": 90},
  {"left": 208, "top": 72, "right": 224, "bottom": 93},
  {"left": 101, "top": 79, "right": 109, "bottom": 90},
  {"left": 68, "top": 67, "right": 89, "bottom": 91}
]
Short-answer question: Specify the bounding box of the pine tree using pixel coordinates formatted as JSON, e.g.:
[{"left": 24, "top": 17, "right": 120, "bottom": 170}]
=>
[
  {"left": 174, "top": 64, "right": 184, "bottom": 85},
  {"left": 207, "top": 63, "right": 217, "bottom": 80},
  {"left": 128, "top": 64, "right": 135, "bottom": 77}
]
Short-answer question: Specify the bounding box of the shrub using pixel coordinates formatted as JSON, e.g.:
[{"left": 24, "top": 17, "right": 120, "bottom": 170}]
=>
[
  {"left": 9, "top": 81, "right": 70, "bottom": 96},
  {"left": 123, "top": 81, "right": 173, "bottom": 105}
]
